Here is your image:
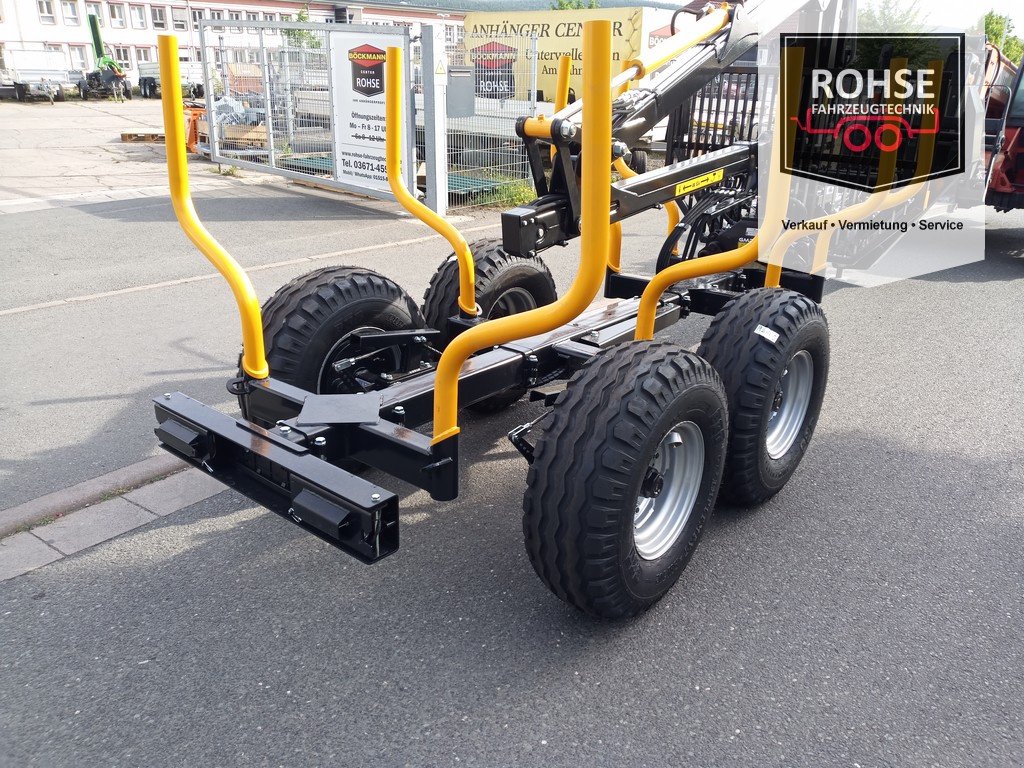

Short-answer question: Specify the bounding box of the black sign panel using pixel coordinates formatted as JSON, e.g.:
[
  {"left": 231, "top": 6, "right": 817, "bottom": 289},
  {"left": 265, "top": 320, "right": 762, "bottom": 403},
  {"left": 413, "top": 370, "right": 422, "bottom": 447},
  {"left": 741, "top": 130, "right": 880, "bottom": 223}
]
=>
[
  {"left": 780, "top": 33, "right": 965, "bottom": 192},
  {"left": 349, "top": 44, "right": 386, "bottom": 98}
]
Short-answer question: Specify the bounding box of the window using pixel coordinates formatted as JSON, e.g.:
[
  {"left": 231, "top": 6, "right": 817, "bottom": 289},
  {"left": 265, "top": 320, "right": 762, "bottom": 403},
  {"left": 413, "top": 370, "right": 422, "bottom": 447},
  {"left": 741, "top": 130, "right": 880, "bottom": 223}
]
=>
[
  {"left": 171, "top": 7, "right": 187, "bottom": 30},
  {"left": 135, "top": 46, "right": 151, "bottom": 63},
  {"left": 229, "top": 11, "right": 241, "bottom": 32},
  {"left": 245, "top": 11, "right": 258, "bottom": 30},
  {"left": 151, "top": 5, "right": 166, "bottom": 29},
  {"left": 190, "top": 7, "right": 203, "bottom": 30},
  {"left": 209, "top": 9, "right": 222, "bottom": 30},
  {"left": 62, "top": 1, "right": 80, "bottom": 24},
  {"left": 444, "top": 25, "right": 454, "bottom": 44},
  {"left": 70, "top": 44, "right": 88, "bottom": 69},
  {"left": 85, "top": 1, "right": 102, "bottom": 24},
  {"left": 108, "top": 2, "right": 125, "bottom": 27},
  {"left": 113, "top": 45, "right": 130, "bottom": 68},
  {"left": 264, "top": 12, "right": 276, "bottom": 32},
  {"left": 45, "top": 43, "right": 64, "bottom": 57},
  {"left": 129, "top": 4, "right": 144, "bottom": 27},
  {"left": 38, "top": 0, "right": 56, "bottom": 24}
]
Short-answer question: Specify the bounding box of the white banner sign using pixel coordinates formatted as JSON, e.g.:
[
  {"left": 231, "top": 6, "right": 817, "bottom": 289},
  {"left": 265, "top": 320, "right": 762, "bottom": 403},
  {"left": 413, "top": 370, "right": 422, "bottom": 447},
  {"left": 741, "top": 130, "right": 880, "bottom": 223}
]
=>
[{"left": 329, "top": 30, "right": 410, "bottom": 197}]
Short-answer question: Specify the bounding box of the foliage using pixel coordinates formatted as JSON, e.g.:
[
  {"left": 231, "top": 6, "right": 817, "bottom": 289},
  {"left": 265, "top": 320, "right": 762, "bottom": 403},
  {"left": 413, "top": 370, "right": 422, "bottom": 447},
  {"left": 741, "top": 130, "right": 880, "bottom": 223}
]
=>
[
  {"left": 283, "top": 4, "right": 322, "bottom": 50},
  {"left": 984, "top": 11, "right": 1024, "bottom": 65},
  {"left": 551, "top": 0, "right": 599, "bottom": 9}
]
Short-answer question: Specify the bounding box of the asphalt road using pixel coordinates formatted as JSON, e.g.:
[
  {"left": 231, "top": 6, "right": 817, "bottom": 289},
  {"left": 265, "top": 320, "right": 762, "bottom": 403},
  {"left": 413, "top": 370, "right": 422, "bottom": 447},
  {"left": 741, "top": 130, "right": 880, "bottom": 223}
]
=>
[{"left": 2, "top": 100, "right": 1024, "bottom": 766}]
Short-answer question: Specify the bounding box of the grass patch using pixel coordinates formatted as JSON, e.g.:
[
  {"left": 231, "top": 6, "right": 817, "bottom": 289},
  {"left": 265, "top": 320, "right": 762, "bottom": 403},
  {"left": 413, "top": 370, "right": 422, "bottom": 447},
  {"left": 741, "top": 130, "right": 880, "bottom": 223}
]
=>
[{"left": 467, "top": 179, "right": 536, "bottom": 209}]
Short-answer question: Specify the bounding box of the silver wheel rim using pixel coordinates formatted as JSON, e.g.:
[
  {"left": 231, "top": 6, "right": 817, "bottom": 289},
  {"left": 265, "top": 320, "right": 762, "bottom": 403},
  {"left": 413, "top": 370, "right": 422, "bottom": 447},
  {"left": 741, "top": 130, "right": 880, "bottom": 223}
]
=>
[
  {"left": 488, "top": 287, "right": 537, "bottom": 319},
  {"left": 765, "top": 349, "right": 814, "bottom": 460},
  {"left": 633, "top": 421, "right": 705, "bottom": 561}
]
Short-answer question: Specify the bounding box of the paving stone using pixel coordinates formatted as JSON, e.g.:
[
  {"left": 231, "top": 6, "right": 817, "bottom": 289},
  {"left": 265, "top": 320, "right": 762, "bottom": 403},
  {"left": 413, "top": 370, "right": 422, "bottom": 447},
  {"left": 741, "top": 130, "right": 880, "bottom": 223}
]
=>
[
  {"left": 34, "top": 498, "right": 155, "bottom": 555},
  {"left": 0, "top": 533, "right": 62, "bottom": 581},
  {"left": 125, "top": 469, "right": 227, "bottom": 516}
]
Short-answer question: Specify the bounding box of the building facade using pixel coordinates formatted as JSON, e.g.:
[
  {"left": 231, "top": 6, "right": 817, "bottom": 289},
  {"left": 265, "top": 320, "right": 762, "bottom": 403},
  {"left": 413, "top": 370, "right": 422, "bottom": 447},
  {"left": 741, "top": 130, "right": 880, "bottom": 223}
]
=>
[{"left": 0, "top": 0, "right": 466, "bottom": 81}]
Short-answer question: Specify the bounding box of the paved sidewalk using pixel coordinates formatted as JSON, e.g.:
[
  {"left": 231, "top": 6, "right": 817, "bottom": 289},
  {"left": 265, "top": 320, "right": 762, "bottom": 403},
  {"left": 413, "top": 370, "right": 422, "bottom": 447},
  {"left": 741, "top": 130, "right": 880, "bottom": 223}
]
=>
[{"left": 0, "top": 468, "right": 226, "bottom": 581}]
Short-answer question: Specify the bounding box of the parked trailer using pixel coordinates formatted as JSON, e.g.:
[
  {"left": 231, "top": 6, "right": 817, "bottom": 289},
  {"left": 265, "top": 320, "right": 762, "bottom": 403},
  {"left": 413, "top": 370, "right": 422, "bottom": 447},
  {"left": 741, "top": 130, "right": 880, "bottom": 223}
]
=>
[
  {"left": 152, "top": 1, "right": 853, "bottom": 619},
  {"left": 138, "top": 61, "right": 207, "bottom": 99},
  {"left": 0, "top": 49, "right": 74, "bottom": 102}
]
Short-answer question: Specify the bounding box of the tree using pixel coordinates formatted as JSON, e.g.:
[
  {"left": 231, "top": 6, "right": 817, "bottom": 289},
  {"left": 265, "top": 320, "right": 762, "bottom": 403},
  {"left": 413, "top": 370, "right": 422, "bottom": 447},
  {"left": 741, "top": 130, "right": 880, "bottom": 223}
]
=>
[
  {"left": 984, "top": 11, "right": 1024, "bottom": 64},
  {"left": 551, "top": 0, "right": 599, "bottom": 9},
  {"left": 283, "top": 4, "right": 322, "bottom": 49}
]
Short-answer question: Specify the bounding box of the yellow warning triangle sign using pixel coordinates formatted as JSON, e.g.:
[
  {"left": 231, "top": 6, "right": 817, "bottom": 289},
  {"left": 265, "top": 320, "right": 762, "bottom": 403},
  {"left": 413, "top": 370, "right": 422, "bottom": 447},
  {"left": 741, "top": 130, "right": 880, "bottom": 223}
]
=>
[{"left": 435, "top": 60, "right": 445, "bottom": 75}]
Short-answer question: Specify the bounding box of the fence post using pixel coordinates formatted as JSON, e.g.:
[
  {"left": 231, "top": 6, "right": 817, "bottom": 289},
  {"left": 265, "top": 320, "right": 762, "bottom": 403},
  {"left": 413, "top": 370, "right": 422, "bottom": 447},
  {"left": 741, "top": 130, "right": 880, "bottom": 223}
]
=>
[
  {"left": 324, "top": 31, "right": 341, "bottom": 181},
  {"left": 281, "top": 48, "right": 295, "bottom": 150},
  {"left": 422, "top": 24, "right": 448, "bottom": 216},
  {"left": 199, "top": 22, "right": 217, "bottom": 160},
  {"left": 259, "top": 28, "right": 275, "bottom": 167},
  {"left": 530, "top": 34, "right": 539, "bottom": 113}
]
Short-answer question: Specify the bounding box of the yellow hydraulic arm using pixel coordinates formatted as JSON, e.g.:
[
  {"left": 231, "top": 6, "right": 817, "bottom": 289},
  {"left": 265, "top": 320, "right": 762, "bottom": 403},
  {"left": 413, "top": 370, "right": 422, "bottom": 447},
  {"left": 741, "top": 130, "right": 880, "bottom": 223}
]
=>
[{"left": 157, "top": 35, "right": 268, "bottom": 379}]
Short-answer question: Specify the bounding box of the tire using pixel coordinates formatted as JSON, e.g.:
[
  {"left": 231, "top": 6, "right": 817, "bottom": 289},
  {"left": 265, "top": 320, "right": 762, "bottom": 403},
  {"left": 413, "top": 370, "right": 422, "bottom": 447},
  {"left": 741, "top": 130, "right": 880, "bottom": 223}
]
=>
[
  {"left": 14, "top": 84, "right": 26, "bottom": 102},
  {"left": 697, "top": 288, "right": 829, "bottom": 507},
  {"left": 124, "top": 81, "right": 133, "bottom": 100},
  {"left": 80, "top": 85, "right": 89, "bottom": 100},
  {"left": 629, "top": 148, "right": 648, "bottom": 175},
  {"left": 422, "top": 237, "right": 556, "bottom": 413},
  {"left": 55, "top": 86, "right": 66, "bottom": 103},
  {"left": 523, "top": 342, "right": 729, "bottom": 619},
  {"left": 258, "top": 266, "right": 424, "bottom": 400}
]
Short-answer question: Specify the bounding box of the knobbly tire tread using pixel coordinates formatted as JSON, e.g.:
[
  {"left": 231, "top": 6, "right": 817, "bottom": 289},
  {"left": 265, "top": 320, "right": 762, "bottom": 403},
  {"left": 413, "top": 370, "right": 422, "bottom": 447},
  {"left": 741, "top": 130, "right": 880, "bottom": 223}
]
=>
[
  {"left": 422, "top": 238, "right": 556, "bottom": 413},
  {"left": 260, "top": 266, "right": 423, "bottom": 383},
  {"left": 522, "top": 342, "right": 729, "bottom": 619},
  {"left": 697, "top": 288, "right": 829, "bottom": 506}
]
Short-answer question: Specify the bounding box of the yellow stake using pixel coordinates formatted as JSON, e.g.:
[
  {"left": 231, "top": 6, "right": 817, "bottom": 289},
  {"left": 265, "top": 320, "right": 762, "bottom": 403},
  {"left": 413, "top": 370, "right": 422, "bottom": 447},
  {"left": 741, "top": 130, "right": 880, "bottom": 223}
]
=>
[
  {"left": 384, "top": 48, "right": 477, "bottom": 317},
  {"left": 428, "top": 20, "right": 614, "bottom": 443},
  {"left": 157, "top": 35, "right": 268, "bottom": 379}
]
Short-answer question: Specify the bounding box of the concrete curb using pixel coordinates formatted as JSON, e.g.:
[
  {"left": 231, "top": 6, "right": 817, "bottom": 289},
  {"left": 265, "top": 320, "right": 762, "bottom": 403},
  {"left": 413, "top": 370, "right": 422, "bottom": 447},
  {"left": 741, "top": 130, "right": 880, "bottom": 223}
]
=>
[{"left": 0, "top": 454, "right": 186, "bottom": 538}]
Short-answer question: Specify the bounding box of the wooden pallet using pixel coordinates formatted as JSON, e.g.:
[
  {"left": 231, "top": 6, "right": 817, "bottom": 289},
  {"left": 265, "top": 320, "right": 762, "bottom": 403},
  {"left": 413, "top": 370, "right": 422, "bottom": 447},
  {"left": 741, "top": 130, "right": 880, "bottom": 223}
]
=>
[{"left": 121, "top": 132, "right": 166, "bottom": 143}]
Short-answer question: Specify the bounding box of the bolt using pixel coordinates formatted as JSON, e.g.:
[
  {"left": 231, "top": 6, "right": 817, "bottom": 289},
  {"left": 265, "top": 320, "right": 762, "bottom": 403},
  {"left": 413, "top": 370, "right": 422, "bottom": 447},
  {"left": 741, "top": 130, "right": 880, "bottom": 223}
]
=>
[
  {"left": 313, "top": 436, "right": 326, "bottom": 447},
  {"left": 414, "top": 335, "right": 426, "bottom": 343},
  {"left": 527, "top": 354, "right": 538, "bottom": 364},
  {"left": 380, "top": 373, "right": 392, "bottom": 382},
  {"left": 420, "top": 361, "right": 432, "bottom": 369},
  {"left": 370, "top": 493, "right": 381, "bottom": 502},
  {"left": 279, "top": 425, "right": 291, "bottom": 435},
  {"left": 559, "top": 121, "right": 578, "bottom": 139},
  {"left": 612, "top": 141, "right": 628, "bottom": 158},
  {"left": 163, "top": 393, "right": 171, "bottom": 400},
  {"left": 393, "top": 406, "right": 405, "bottom": 416}
]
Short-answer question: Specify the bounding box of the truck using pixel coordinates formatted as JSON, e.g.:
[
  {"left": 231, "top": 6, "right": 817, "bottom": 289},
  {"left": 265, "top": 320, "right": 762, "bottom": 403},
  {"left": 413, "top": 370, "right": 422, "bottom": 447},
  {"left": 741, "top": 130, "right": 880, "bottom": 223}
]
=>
[
  {"left": 0, "top": 49, "right": 74, "bottom": 102},
  {"left": 983, "top": 43, "right": 1024, "bottom": 212}
]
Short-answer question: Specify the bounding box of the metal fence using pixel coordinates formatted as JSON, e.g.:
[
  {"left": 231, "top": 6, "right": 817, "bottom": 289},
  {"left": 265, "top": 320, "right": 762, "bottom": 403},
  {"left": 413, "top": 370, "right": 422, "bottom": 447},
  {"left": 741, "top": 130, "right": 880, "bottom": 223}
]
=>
[
  {"left": 197, "top": 19, "right": 412, "bottom": 199},
  {"left": 438, "top": 34, "right": 547, "bottom": 211}
]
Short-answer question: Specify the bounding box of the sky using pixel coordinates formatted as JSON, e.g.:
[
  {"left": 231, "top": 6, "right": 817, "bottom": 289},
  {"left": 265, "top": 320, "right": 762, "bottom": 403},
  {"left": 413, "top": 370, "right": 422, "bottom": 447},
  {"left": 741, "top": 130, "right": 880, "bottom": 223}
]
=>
[{"left": 886, "top": 0, "right": 1024, "bottom": 35}]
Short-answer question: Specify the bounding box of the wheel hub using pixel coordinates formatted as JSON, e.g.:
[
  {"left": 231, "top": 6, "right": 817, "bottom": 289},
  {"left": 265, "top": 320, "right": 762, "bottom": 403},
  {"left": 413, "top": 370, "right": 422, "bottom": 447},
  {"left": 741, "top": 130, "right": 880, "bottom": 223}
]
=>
[
  {"left": 633, "top": 421, "right": 705, "bottom": 561},
  {"left": 765, "top": 350, "right": 814, "bottom": 460}
]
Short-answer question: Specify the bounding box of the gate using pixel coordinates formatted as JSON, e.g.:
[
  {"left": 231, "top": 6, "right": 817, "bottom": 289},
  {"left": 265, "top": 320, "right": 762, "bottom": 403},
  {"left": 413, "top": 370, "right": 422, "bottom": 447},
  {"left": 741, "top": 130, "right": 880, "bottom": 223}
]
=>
[{"left": 198, "top": 19, "right": 414, "bottom": 200}]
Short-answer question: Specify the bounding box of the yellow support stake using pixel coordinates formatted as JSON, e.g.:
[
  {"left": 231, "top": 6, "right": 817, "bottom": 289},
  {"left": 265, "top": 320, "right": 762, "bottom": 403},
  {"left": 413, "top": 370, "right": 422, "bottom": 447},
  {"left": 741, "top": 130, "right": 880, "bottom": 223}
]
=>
[
  {"left": 385, "top": 47, "right": 478, "bottom": 317},
  {"left": 764, "top": 58, "right": 910, "bottom": 279},
  {"left": 429, "top": 20, "right": 614, "bottom": 443},
  {"left": 157, "top": 35, "right": 268, "bottom": 379},
  {"left": 633, "top": 85, "right": 797, "bottom": 340}
]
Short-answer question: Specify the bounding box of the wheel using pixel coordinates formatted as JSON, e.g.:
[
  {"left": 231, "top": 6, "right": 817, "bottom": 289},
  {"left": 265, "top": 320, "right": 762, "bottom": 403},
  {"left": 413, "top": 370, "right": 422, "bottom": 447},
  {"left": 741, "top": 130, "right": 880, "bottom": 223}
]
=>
[
  {"left": 55, "top": 86, "right": 65, "bottom": 103},
  {"left": 697, "top": 288, "right": 829, "bottom": 507},
  {"left": 258, "top": 266, "right": 423, "bottom": 400},
  {"left": 124, "top": 81, "right": 133, "bottom": 100},
  {"left": 422, "top": 237, "right": 556, "bottom": 413},
  {"left": 628, "top": 148, "right": 648, "bottom": 175},
  {"left": 522, "top": 342, "right": 729, "bottom": 619},
  {"left": 14, "top": 84, "right": 26, "bottom": 102}
]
